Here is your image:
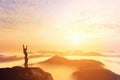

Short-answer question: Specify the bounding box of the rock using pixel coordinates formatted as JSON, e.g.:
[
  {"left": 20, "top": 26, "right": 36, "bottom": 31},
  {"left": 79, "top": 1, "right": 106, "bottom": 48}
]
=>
[{"left": 0, "top": 66, "right": 53, "bottom": 80}]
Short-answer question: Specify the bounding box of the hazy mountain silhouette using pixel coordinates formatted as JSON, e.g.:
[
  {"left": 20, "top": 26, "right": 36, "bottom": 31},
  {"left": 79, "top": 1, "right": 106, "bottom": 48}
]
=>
[
  {"left": 40, "top": 55, "right": 70, "bottom": 65},
  {"left": 37, "top": 55, "right": 120, "bottom": 80},
  {"left": 73, "top": 69, "right": 120, "bottom": 80},
  {"left": 36, "top": 50, "right": 103, "bottom": 56},
  {"left": 40, "top": 55, "right": 103, "bottom": 67},
  {"left": 0, "top": 66, "right": 53, "bottom": 80},
  {"left": 63, "top": 51, "right": 103, "bottom": 56},
  {"left": 68, "top": 56, "right": 120, "bottom": 80},
  {"left": 84, "top": 52, "right": 103, "bottom": 56},
  {"left": 73, "top": 65, "right": 120, "bottom": 80}
]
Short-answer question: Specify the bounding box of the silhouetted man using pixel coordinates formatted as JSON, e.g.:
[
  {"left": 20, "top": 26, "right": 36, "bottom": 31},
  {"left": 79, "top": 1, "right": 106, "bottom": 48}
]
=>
[{"left": 23, "top": 45, "right": 28, "bottom": 68}]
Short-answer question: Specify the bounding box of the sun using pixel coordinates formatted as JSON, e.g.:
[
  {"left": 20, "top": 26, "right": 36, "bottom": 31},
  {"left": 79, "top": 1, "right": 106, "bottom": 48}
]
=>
[
  {"left": 71, "top": 35, "right": 81, "bottom": 43},
  {"left": 68, "top": 34, "right": 87, "bottom": 46}
]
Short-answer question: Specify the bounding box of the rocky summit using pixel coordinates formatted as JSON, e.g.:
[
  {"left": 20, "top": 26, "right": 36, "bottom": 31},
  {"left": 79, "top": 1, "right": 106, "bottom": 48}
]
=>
[{"left": 0, "top": 66, "right": 53, "bottom": 80}]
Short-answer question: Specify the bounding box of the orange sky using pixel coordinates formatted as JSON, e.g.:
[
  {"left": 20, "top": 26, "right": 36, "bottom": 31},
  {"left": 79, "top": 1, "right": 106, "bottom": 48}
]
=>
[{"left": 0, "top": 0, "right": 120, "bottom": 55}]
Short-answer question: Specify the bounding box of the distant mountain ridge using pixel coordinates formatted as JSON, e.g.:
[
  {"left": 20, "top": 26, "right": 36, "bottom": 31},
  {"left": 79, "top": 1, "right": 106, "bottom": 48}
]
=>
[
  {"left": 39, "top": 55, "right": 120, "bottom": 80},
  {"left": 40, "top": 55, "right": 103, "bottom": 67},
  {"left": 37, "top": 50, "right": 103, "bottom": 56}
]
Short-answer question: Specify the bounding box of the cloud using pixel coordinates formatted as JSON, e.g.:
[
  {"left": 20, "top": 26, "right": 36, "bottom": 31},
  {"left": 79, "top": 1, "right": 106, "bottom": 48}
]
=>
[
  {"left": 0, "top": 0, "right": 18, "bottom": 30},
  {"left": 0, "top": 55, "right": 20, "bottom": 62},
  {"left": 0, "top": 0, "right": 120, "bottom": 53},
  {"left": 1, "top": 0, "right": 120, "bottom": 31},
  {"left": 0, "top": 53, "right": 46, "bottom": 63},
  {"left": 0, "top": 0, "right": 38, "bottom": 30},
  {"left": 30, "top": 50, "right": 58, "bottom": 56}
]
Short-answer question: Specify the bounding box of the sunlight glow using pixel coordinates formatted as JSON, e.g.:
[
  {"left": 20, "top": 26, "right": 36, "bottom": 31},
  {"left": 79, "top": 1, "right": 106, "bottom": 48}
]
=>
[
  {"left": 67, "top": 33, "right": 89, "bottom": 46},
  {"left": 70, "top": 35, "right": 81, "bottom": 44}
]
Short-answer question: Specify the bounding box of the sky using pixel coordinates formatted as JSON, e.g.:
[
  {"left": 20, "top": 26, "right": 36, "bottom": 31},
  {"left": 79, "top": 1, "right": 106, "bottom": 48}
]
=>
[{"left": 0, "top": 0, "right": 120, "bottom": 55}]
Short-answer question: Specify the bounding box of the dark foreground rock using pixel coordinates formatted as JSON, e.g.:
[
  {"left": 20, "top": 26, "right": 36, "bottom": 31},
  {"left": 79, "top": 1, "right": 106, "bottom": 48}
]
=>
[{"left": 0, "top": 66, "right": 53, "bottom": 80}]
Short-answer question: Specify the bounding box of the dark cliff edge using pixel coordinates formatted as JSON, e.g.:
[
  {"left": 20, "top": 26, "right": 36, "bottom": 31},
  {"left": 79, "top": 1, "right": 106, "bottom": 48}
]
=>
[{"left": 0, "top": 66, "right": 53, "bottom": 80}]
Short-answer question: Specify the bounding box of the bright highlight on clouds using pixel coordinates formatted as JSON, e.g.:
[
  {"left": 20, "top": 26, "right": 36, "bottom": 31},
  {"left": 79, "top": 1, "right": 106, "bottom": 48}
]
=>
[{"left": 0, "top": 0, "right": 120, "bottom": 54}]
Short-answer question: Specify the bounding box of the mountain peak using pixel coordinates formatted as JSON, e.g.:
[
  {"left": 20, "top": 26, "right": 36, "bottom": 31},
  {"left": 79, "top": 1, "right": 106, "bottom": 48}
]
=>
[{"left": 41, "top": 55, "right": 69, "bottom": 65}]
